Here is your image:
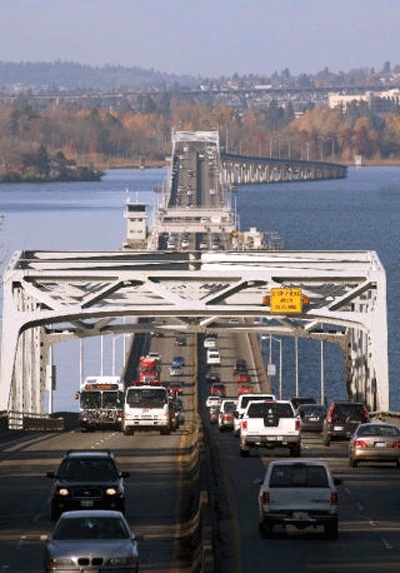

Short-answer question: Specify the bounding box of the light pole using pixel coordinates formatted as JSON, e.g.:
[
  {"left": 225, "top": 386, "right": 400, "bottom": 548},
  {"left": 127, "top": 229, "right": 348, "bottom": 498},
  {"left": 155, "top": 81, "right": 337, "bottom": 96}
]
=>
[
  {"left": 100, "top": 336, "right": 104, "bottom": 376},
  {"left": 262, "top": 335, "right": 283, "bottom": 398},
  {"left": 112, "top": 334, "right": 128, "bottom": 376},
  {"left": 320, "top": 340, "right": 325, "bottom": 404},
  {"left": 295, "top": 337, "right": 299, "bottom": 396},
  {"left": 79, "top": 339, "right": 84, "bottom": 386}
]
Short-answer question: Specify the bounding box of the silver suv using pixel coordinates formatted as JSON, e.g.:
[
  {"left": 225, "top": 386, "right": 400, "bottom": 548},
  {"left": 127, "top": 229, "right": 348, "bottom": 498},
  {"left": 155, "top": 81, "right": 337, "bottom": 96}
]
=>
[{"left": 257, "top": 460, "right": 342, "bottom": 539}]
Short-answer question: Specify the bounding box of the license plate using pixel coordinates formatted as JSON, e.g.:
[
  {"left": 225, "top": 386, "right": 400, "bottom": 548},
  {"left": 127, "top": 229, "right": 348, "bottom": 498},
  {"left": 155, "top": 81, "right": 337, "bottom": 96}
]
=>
[
  {"left": 374, "top": 442, "right": 386, "bottom": 448},
  {"left": 333, "top": 425, "right": 344, "bottom": 431},
  {"left": 293, "top": 511, "right": 308, "bottom": 519},
  {"left": 267, "top": 436, "right": 281, "bottom": 441},
  {"left": 80, "top": 500, "right": 94, "bottom": 507},
  {"left": 308, "top": 417, "right": 317, "bottom": 422}
]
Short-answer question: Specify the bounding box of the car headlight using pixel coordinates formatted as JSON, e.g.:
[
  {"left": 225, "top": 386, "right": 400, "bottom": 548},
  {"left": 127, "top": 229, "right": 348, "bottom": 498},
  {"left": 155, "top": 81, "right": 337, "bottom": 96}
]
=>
[
  {"left": 57, "top": 488, "right": 69, "bottom": 496},
  {"left": 105, "top": 487, "right": 120, "bottom": 496},
  {"left": 107, "top": 556, "right": 137, "bottom": 565},
  {"left": 47, "top": 557, "right": 75, "bottom": 567}
]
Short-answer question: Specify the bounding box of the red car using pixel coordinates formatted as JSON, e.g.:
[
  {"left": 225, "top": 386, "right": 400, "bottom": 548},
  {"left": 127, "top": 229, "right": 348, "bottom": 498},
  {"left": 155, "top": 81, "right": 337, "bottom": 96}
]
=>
[
  {"left": 236, "top": 372, "right": 251, "bottom": 384},
  {"left": 210, "top": 383, "right": 226, "bottom": 397},
  {"left": 237, "top": 383, "right": 254, "bottom": 395},
  {"left": 166, "top": 381, "right": 183, "bottom": 395}
]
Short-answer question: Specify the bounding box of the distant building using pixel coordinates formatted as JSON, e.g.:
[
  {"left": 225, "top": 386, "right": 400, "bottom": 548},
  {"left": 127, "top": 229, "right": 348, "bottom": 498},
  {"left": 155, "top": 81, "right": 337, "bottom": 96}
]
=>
[
  {"left": 329, "top": 89, "right": 400, "bottom": 113},
  {"left": 122, "top": 201, "right": 148, "bottom": 250}
]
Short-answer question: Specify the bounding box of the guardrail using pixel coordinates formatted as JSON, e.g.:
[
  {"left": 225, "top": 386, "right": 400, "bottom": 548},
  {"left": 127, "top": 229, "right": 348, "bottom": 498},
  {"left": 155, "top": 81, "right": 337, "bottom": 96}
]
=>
[{"left": 2, "top": 410, "right": 64, "bottom": 431}]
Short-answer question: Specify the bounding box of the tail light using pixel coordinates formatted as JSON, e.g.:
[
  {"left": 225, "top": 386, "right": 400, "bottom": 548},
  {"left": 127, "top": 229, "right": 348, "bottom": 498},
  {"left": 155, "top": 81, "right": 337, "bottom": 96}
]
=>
[
  {"left": 392, "top": 441, "right": 400, "bottom": 448},
  {"left": 330, "top": 492, "right": 338, "bottom": 505},
  {"left": 295, "top": 418, "right": 300, "bottom": 431},
  {"left": 242, "top": 420, "right": 248, "bottom": 430},
  {"left": 262, "top": 491, "right": 270, "bottom": 504},
  {"left": 354, "top": 439, "right": 368, "bottom": 448}
]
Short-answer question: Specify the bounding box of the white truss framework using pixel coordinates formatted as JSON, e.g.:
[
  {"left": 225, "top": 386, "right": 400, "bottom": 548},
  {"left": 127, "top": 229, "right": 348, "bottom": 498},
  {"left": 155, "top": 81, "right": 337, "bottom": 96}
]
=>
[{"left": 0, "top": 249, "right": 388, "bottom": 412}]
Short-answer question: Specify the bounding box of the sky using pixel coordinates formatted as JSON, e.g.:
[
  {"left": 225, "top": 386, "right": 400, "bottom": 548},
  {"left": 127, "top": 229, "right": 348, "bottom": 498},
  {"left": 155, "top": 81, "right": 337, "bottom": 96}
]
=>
[{"left": 0, "top": 0, "right": 399, "bottom": 78}]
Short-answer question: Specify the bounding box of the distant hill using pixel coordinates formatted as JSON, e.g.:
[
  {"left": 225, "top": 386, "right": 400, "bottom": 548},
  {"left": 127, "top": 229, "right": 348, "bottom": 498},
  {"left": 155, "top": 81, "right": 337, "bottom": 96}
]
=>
[{"left": 0, "top": 60, "right": 200, "bottom": 91}]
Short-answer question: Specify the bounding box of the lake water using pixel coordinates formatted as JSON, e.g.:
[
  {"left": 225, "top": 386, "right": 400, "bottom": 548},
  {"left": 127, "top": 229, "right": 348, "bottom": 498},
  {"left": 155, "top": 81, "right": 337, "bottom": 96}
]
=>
[{"left": 0, "top": 166, "right": 399, "bottom": 411}]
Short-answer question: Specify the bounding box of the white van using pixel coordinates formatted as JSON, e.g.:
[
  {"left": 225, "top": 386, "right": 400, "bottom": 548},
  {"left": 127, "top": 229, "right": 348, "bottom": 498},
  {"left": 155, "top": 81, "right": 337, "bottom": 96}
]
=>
[{"left": 207, "top": 348, "right": 221, "bottom": 365}]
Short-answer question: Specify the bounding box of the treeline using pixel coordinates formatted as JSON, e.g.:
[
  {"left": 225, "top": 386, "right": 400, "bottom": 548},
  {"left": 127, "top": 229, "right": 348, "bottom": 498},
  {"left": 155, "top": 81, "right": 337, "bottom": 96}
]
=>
[{"left": 1, "top": 96, "right": 400, "bottom": 178}]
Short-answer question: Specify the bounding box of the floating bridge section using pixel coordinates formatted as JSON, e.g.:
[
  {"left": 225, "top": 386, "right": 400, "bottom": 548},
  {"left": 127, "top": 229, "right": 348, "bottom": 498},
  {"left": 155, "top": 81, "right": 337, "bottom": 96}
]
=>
[
  {"left": 0, "top": 249, "right": 389, "bottom": 416},
  {"left": 221, "top": 152, "right": 347, "bottom": 185}
]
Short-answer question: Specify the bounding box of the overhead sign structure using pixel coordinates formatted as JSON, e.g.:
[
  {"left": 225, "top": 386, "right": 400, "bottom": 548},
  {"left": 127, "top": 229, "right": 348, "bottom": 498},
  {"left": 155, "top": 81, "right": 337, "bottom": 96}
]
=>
[{"left": 270, "top": 288, "right": 303, "bottom": 314}]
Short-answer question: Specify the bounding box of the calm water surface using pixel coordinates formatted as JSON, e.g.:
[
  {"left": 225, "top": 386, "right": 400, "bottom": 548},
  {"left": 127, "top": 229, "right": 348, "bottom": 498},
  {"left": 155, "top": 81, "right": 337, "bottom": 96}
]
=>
[{"left": 0, "top": 166, "right": 399, "bottom": 411}]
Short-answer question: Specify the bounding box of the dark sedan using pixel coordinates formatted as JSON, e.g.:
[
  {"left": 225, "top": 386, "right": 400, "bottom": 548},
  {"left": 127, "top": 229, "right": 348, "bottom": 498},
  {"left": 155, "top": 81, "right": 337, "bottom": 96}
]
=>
[{"left": 297, "top": 404, "right": 327, "bottom": 433}]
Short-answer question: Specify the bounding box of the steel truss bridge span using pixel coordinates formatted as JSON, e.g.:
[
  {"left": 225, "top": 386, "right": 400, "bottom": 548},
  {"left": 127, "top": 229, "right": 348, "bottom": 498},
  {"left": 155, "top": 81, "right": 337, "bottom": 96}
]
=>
[
  {"left": 221, "top": 152, "right": 347, "bottom": 184},
  {"left": 0, "top": 249, "right": 388, "bottom": 414}
]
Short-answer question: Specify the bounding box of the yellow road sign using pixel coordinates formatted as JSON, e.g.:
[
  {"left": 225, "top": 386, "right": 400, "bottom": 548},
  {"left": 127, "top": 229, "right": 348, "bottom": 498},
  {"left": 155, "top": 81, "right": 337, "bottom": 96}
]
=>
[{"left": 270, "top": 288, "right": 303, "bottom": 313}]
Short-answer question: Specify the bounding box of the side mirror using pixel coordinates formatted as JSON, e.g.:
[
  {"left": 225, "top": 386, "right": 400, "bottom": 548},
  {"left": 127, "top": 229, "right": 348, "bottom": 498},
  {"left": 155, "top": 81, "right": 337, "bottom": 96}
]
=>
[
  {"left": 253, "top": 477, "right": 263, "bottom": 485},
  {"left": 46, "top": 471, "right": 56, "bottom": 479},
  {"left": 120, "top": 471, "right": 130, "bottom": 478},
  {"left": 333, "top": 477, "right": 343, "bottom": 486}
]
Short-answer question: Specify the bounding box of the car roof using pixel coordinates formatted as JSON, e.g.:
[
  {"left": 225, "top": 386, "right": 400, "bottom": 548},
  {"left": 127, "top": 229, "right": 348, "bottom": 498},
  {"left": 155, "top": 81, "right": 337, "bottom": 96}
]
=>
[
  {"left": 63, "top": 450, "right": 114, "bottom": 459},
  {"left": 59, "top": 509, "right": 125, "bottom": 519},
  {"left": 268, "top": 459, "right": 329, "bottom": 468}
]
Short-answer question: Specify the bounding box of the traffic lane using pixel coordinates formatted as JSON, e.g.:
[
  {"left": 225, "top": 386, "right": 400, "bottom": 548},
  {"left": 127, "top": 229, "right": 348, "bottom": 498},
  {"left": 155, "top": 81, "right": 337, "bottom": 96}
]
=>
[
  {"left": 213, "top": 428, "right": 400, "bottom": 573},
  {"left": 0, "top": 426, "right": 185, "bottom": 572}
]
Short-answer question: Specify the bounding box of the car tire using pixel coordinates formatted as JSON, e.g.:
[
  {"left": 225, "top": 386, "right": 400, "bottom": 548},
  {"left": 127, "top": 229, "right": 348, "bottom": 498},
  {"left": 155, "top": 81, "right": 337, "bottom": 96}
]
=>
[
  {"left": 160, "top": 427, "right": 171, "bottom": 435},
  {"left": 323, "top": 435, "right": 331, "bottom": 447},
  {"left": 396, "top": 459, "right": 400, "bottom": 469},
  {"left": 124, "top": 427, "right": 133, "bottom": 436},
  {"left": 240, "top": 446, "right": 250, "bottom": 457},
  {"left": 289, "top": 444, "right": 301, "bottom": 457},
  {"left": 259, "top": 520, "right": 273, "bottom": 538},
  {"left": 51, "top": 504, "right": 60, "bottom": 522},
  {"left": 349, "top": 456, "right": 358, "bottom": 468},
  {"left": 324, "top": 520, "right": 338, "bottom": 540}
]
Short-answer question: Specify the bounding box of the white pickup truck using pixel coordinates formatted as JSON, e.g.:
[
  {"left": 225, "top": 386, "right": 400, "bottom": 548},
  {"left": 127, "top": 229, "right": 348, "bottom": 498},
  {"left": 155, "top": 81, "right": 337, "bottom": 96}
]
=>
[{"left": 239, "top": 399, "right": 301, "bottom": 457}]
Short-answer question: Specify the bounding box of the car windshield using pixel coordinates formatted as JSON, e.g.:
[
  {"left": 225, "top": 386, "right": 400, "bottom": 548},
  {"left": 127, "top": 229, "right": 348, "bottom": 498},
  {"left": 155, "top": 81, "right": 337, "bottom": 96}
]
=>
[
  {"left": 299, "top": 405, "right": 326, "bottom": 415},
  {"left": 58, "top": 458, "right": 119, "bottom": 481},
  {"left": 127, "top": 389, "right": 167, "bottom": 408},
  {"left": 223, "top": 402, "right": 236, "bottom": 412},
  {"left": 269, "top": 464, "right": 329, "bottom": 488},
  {"left": 53, "top": 516, "right": 130, "bottom": 540},
  {"left": 357, "top": 424, "right": 400, "bottom": 437}
]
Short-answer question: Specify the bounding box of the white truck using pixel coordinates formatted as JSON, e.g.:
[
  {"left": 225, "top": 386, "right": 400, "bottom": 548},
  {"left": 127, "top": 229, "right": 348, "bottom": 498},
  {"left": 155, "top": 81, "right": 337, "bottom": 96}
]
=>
[
  {"left": 233, "top": 393, "right": 276, "bottom": 436},
  {"left": 239, "top": 399, "right": 301, "bottom": 457},
  {"left": 257, "top": 460, "right": 341, "bottom": 539},
  {"left": 123, "top": 385, "right": 171, "bottom": 435}
]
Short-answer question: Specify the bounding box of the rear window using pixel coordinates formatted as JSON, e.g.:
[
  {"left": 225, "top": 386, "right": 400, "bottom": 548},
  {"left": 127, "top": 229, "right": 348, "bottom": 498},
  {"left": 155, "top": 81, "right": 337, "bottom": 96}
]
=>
[
  {"left": 269, "top": 464, "right": 329, "bottom": 488},
  {"left": 332, "top": 403, "right": 365, "bottom": 420},
  {"left": 247, "top": 402, "right": 293, "bottom": 418}
]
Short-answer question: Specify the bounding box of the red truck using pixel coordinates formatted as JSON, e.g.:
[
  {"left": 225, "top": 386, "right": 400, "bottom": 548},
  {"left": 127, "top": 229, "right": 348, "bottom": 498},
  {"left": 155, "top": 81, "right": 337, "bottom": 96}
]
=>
[{"left": 138, "top": 355, "right": 161, "bottom": 385}]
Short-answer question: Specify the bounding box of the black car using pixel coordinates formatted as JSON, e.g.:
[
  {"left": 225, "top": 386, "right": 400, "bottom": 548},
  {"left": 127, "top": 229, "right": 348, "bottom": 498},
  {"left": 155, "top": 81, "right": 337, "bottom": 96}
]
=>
[
  {"left": 205, "top": 370, "right": 220, "bottom": 384},
  {"left": 47, "top": 450, "right": 130, "bottom": 521},
  {"left": 297, "top": 404, "right": 327, "bottom": 433},
  {"left": 323, "top": 401, "right": 370, "bottom": 446}
]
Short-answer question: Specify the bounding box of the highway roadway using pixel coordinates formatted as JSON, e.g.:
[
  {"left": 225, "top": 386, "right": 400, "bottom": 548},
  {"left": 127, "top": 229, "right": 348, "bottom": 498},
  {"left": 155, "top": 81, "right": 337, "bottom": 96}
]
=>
[{"left": 2, "top": 331, "right": 400, "bottom": 572}]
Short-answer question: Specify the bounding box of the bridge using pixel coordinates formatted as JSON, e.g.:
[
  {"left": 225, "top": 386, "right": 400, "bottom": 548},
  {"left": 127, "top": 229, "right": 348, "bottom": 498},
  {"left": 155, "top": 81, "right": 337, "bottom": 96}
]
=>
[
  {"left": 0, "top": 130, "right": 388, "bottom": 424},
  {"left": 221, "top": 152, "right": 347, "bottom": 184}
]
